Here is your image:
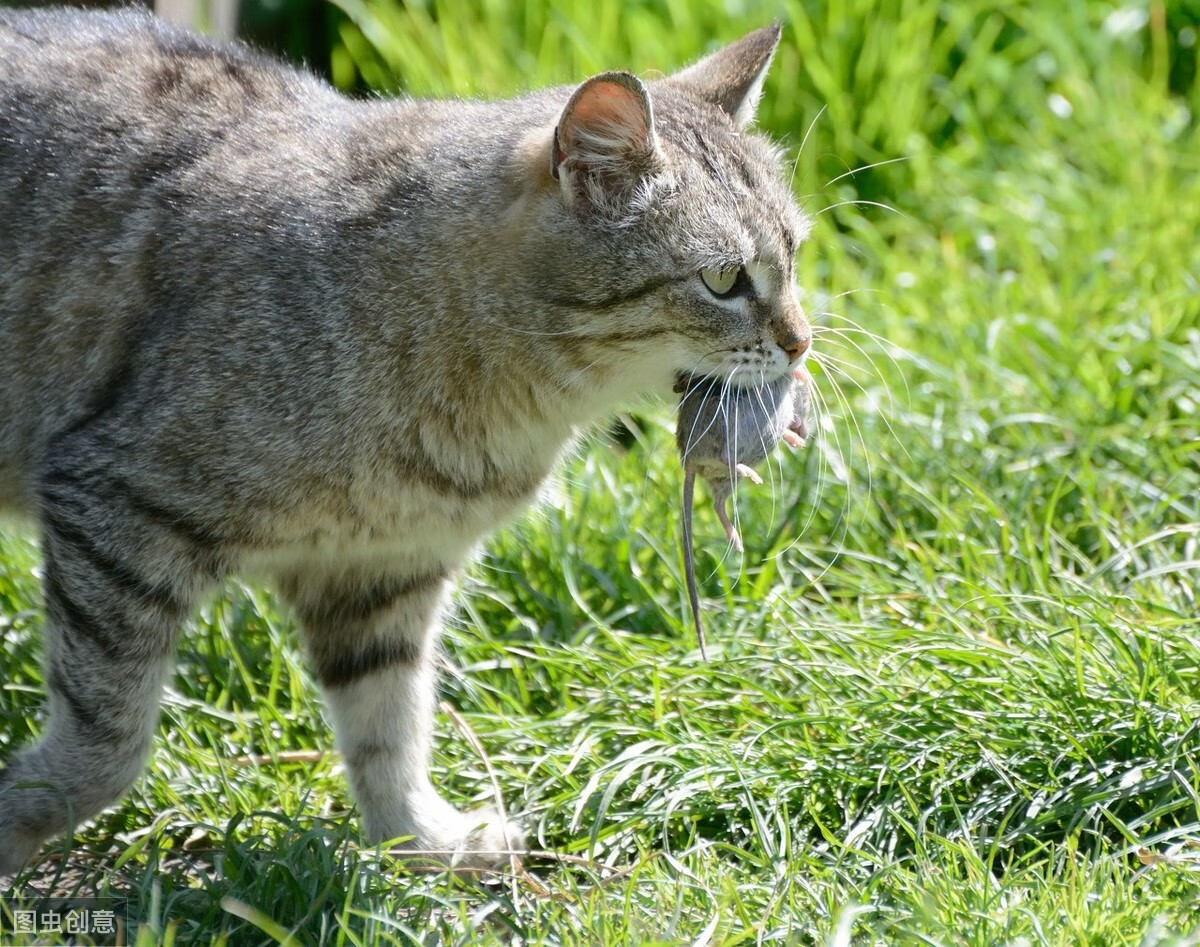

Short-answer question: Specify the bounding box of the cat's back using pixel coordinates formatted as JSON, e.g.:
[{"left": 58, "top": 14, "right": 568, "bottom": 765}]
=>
[
  {"left": 0, "top": 7, "right": 315, "bottom": 122},
  {"left": 0, "top": 9, "right": 353, "bottom": 508},
  {"left": 0, "top": 7, "right": 339, "bottom": 206},
  {"left": 0, "top": 7, "right": 349, "bottom": 254}
]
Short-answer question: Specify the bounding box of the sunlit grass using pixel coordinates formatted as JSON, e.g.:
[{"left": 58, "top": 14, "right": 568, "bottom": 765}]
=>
[{"left": 2, "top": 0, "right": 1199, "bottom": 943}]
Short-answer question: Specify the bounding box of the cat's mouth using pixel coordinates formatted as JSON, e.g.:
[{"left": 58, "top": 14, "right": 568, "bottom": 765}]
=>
[
  {"left": 683, "top": 343, "right": 805, "bottom": 389},
  {"left": 677, "top": 362, "right": 796, "bottom": 391},
  {"left": 672, "top": 362, "right": 807, "bottom": 395}
]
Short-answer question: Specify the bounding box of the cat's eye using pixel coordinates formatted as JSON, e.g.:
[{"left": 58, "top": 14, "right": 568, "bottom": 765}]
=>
[{"left": 700, "top": 265, "right": 743, "bottom": 298}]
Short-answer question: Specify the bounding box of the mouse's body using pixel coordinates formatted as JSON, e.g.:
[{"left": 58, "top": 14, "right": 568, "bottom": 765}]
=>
[{"left": 675, "top": 368, "right": 812, "bottom": 657}]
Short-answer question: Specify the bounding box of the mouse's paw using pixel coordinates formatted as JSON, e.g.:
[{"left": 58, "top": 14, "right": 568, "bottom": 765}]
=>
[
  {"left": 790, "top": 412, "right": 812, "bottom": 442},
  {"left": 782, "top": 429, "right": 807, "bottom": 448},
  {"left": 713, "top": 499, "right": 745, "bottom": 552},
  {"left": 733, "top": 463, "right": 763, "bottom": 485}
]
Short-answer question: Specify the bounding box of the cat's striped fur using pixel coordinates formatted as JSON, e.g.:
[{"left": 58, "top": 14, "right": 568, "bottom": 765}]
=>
[{"left": 0, "top": 9, "right": 810, "bottom": 872}]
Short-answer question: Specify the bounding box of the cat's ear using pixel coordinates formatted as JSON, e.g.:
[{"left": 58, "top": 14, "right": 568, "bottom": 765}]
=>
[
  {"left": 670, "top": 24, "right": 782, "bottom": 127},
  {"left": 552, "top": 71, "right": 660, "bottom": 208}
]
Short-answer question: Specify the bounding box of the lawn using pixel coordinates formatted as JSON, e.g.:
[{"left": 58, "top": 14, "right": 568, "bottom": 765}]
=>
[{"left": 2, "top": 0, "right": 1199, "bottom": 943}]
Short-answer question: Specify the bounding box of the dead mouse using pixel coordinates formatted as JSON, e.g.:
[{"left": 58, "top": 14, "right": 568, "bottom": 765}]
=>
[{"left": 674, "top": 366, "right": 813, "bottom": 658}]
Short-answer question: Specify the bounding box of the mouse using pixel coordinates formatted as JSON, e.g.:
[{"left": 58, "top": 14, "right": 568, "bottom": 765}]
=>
[{"left": 674, "top": 366, "right": 813, "bottom": 658}]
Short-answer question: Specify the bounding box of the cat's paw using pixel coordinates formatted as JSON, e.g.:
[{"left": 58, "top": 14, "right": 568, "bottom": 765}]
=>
[
  {"left": 373, "top": 798, "right": 524, "bottom": 871},
  {"left": 448, "top": 807, "right": 526, "bottom": 870},
  {"left": 0, "top": 821, "right": 44, "bottom": 878}
]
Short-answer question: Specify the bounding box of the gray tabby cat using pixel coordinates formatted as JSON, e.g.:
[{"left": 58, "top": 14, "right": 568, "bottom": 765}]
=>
[{"left": 0, "top": 9, "right": 811, "bottom": 872}]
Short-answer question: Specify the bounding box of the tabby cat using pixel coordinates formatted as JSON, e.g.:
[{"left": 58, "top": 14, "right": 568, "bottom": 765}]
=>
[{"left": 0, "top": 9, "right": 811, "bottom": 872}]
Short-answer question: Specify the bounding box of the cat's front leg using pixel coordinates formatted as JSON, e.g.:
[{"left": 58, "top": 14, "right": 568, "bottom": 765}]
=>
[
  {"left": 283, "top": 568, "right": 522, "bottom": 868},
  {"left": 0, "top": 472, "right": 208, "bottom": 876}
]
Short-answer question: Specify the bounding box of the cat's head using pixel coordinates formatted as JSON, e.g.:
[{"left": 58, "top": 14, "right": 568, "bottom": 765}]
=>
[{"left": 529, "top": 26, "right": 811, "bottom": 393}]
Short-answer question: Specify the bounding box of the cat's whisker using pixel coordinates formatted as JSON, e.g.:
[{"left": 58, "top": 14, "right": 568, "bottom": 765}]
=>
[
  {"left": 809, "top": 364, "right": 856, "bottom": 491},
  {"left": 718, "top": 366, "right": 740, "bottom": 538},
  {"left": 725, "top": 376, "right": 744, "bottom": 562},
  {"left": 810, "top": 306, "right": 915, "bottom": 404},
  {"left": 827, "top": 397, "right": 869, "bottom": 590},
  {"left": 788, "top": 103, "right": 827, "bottom": 192},
  {"left": 771, "top": 365, "right": 840, "bottom": 559},
  {"left": 669, "top": 353, "right": 739, "bottom": 558},
  {"left": 651, "top": 348, "right": 728, "bottom": 506},
  {"left": 822, "top": 155, "right": 910, "bottom": 188},
  {"left": 782, "top": 380, "right": 826, "bottom": 548},
  {"left": 816, "top": 353, "right": 912, "bottom": 469},
  {"left": 773, "top": 366, "right": 861, "bottom": 582},
  {"left": 813, "top": 327, "right": 912, "bottom": 389},
  {"left": 814, "top": 307, "right": 912, "bottom": 359},
  {"left": 811, "top": 327, "right": 910, "bottom": 388},
  {"left": 748, "top": 369, "right": 781, "bottom": 527},
  {"left": 809, "top": 287, "right": 886, "bottom": 306},
  {"left": 815, "top": 199, "right": 906, "bottom": 218},
  {"left": 817, "top": 359, "right": 873, "bottom": 515},
  {"left": 811, "top": 351, "right": 903, "bottom": 453},
  {"left": 682, "top": 370, "right": 729, "bottom": 462},
  {"left": 810, "top": 338, "right": 885, "bottom": 384},
  {"left": 806, "top": 368, "right": 838, "bottom": 503},
  {"left": 810, "top": 348, "right": 881, "bottom": 389},
  {"left": 728, "top": 371, "right": 770, "bottom": 558},
  {"left": 810, "top": 320, "right": 900, "bottom": 353},
  {"left": 746, "top": 372, "right": 777, "bottom": 554},
  {"left": 812, "top": 343, "right": 905, "bottom": 438},
  {"left": 719, "top": 364, "right": 752, "bottom": 560},
  {"left": 809, "top": 318, "right": 914, "bottom": 465}
]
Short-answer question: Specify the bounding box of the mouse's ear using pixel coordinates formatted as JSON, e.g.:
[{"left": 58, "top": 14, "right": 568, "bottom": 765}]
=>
[
  {"left": 552, "top": 71, "right": 662, "bottom": 213},
  {"left": 668, "top": 24, "right": 782, "bottom": 128}
]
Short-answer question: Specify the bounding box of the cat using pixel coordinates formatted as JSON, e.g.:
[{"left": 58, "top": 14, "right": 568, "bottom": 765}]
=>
[{"left": 0, "top": 8, "right": 811, "bottom": 872}]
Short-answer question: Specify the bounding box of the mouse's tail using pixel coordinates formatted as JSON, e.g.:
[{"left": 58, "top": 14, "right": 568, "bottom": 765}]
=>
[{"left": 682, "top": 470, "right": 708, "bottom": 661}]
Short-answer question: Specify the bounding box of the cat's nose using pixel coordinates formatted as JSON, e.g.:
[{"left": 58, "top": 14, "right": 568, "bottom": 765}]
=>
[{"left": 780, "top": 332, "right": 810, "bottom": 363}]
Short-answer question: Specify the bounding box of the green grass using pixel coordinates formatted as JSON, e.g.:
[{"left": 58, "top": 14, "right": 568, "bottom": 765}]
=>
[{"left": 3, "top": 0, "right": 1200, "bottom": 943}]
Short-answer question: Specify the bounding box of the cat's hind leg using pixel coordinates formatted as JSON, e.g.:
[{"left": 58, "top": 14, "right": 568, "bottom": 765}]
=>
[
  {"left": 284, "top": 568, "right": 522, "bottom": 868},
  {"left": 0, "top": 473, "right": 208, "bottom": 876}
]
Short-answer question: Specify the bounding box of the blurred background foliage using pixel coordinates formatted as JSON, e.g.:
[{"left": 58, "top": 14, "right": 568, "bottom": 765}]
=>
[{"left": 231, "top": 0, "right": 1200, "bottom": 201}]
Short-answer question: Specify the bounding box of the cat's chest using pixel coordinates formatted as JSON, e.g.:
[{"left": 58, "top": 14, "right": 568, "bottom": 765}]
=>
[
  {"left": 244, "top": 438, "right": 557, "bottom": 578},
  {"left": 352, "top": 451, "right": 549, "bottom": 542}
]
